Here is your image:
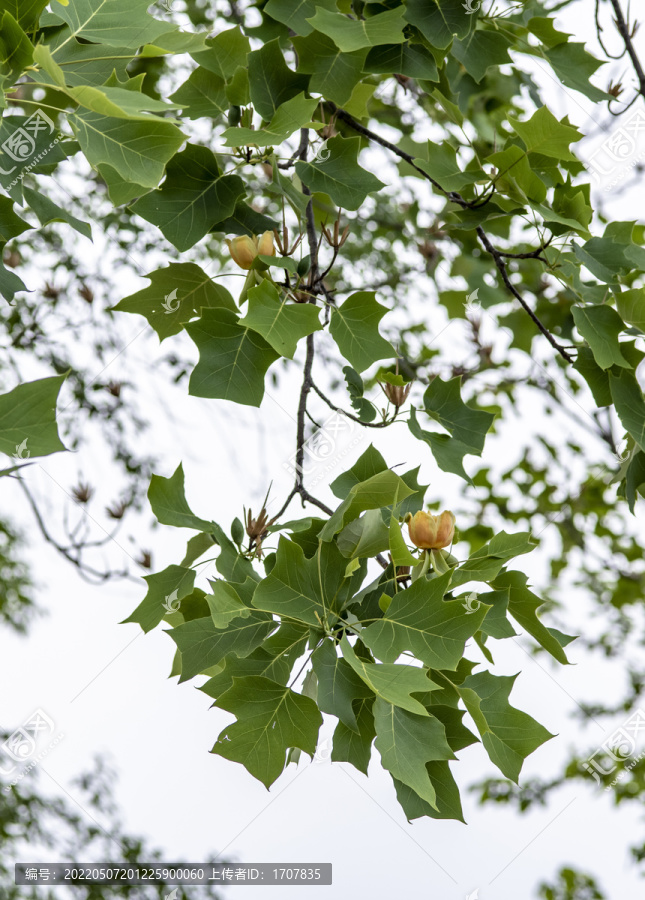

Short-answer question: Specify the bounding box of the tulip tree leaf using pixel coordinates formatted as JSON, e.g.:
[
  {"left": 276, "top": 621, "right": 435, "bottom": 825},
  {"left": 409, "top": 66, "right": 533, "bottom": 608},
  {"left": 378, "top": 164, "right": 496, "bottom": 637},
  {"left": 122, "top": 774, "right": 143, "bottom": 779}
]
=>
[
  {"left": 169, "top": 68, "right": 229, "bottom": 120},
  {"left": 238, "top": 280, "right": 323, "bottom": 358},
  {"left": 456, "top": 671, "right": 554, "bottom": 781},
  {"left": 609, "top": 369, "right": 645, "bottom": 453},
  {"left": 113, "top": 262, "right": 236, "bottom": 341},
  {"left": 52, "top": 0, "right": 170, "bottom": 48},
  {"left": 340, "top": 637, "right": 438, "bottom": 716},
  {"left": 252, "top": 537, "right": 346, "bottom": 627},
  {"left": 331, "top": 697, "right": 376, "bottom": 774},
  {"left": 264, "top": 0, "right": 337, "bottom": 36},
  {"left": 321, "top": 469, "right": 415, "bottom": 540},
  {"left": 312, "top": 639, "right": 373, "bottom": 731},
  {"left": 212, "top": 676, "right": 322, "bottom": 787},
  {"left": 508, "top": 106, "right": 582, "bottom": 161},
  {"left": 123, "top": 564, "right": 196, "bottom": 633},
  {"left": 361, "top": 573, "right": 489, "bottom": 670},
  {"left": 131, "top": 144, "right": 245, "bottom": 251},
  {"left": 186, "top": 308, "right": 280, "bottom": 408},
  {"left": 292, "top": 33, "right": 367, "bottom": 106},
  {"left": 373, "top": 698, "right": 455, "bottom": 809},
  {"left": 329, "top": 291, "right": 395, "bottom": 373},
  {"left": 305, "top": 6, "right": 406, "bottom": 52},
  {"left": 572, "top": 305, "right": 630, "bottom": 370},
  {"left": 393, "top": 761, "right": 465, "bottom": 822},
  {"left": 0, "top": 375, "right": 67, "bottom": 458},
  {"left": 247, "top": 39, "right": 310, "bottom": 121},
  {"left": 615, "top": 288, "right": 645, "bottom": 331},
  {"left": 148, "top": 462, "right": 214, "bottom": 531},
  {"left": 222, "top": 93, "right": 318, "bottom": 147},
  {"left": 491, "top": 571, "right": 573, "bottom": 664},
  {"left": 404, "top": 0, "right": 475, "bottom": 50},
  {"left": 168, "top": 612, "right": 276, "bottom": 683},
  {"left": 296, "top": 137, "right": 386, "bottom": 211},
  {"left": 191, "top": 26, "right": 250, "bottom": 80},
  {"left": 72, "top": 110, "right": 184, "bottom": 189}
]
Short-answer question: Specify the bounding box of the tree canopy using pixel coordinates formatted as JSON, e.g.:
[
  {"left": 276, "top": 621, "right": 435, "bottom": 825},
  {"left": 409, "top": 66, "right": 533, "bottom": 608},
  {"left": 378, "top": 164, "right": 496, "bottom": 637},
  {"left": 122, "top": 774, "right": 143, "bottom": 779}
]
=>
[{"left": 3, "top": 0, "right": 645, "bottom": 894}]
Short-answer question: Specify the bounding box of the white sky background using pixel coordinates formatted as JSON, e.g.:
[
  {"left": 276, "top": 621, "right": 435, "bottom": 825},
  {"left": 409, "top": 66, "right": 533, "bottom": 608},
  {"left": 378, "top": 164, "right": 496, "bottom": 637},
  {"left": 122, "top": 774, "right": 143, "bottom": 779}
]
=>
[{"left": 2, "top": 1, "right": 645, "bottom": 898}]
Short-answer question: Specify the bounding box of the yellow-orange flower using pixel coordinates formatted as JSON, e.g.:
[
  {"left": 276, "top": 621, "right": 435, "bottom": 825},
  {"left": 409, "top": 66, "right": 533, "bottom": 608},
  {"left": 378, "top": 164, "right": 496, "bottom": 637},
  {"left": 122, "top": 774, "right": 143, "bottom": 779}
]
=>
[
  {"left": 226, "top": 231, "right": 275, "bottom": 270},
  {"left": 406, "top": 510, "right": 455, "bottom": 550}
]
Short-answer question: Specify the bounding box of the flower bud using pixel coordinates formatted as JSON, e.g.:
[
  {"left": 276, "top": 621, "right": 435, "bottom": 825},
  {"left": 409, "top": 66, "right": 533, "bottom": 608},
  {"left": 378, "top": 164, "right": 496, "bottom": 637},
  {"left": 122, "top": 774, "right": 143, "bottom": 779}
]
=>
[
  {"left": 226, "top": 235, "right": 257, "bottom": 270},
  {"left": 257, "top": 230, "right": 275, "bottom": 258},
  {"left": 406, "top": 510, "right": 455, "bottom": 550}
]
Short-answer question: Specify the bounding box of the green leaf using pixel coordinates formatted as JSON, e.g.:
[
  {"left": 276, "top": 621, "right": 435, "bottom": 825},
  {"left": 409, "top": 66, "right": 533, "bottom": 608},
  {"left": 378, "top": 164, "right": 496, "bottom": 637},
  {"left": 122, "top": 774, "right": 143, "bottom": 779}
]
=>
[
  {"left": 210, "top": 200, "right": 278, "bottom": 237},
  {"left": 543, "top": 42, "right": 607, "bottom": 103},
  {"left": 405, "top": 0, "right": 474, "bottom": 49},
  {"left": 52, "top": 0, "right": 170, "bottom": 48},
  {"left": 364, "top": 42, "right": 438, "bottom": 81},
  {"left": 609, "top": 369, "right": 645, "bottom": 453},
  {"left": 457, "top": 670, "right": 554, "bottom": 781},
  {"left": 247, "top": 39, "right": 310, "bottom": 120},
  {"left": 492, "top": 570, "right": 573, "bottom": 664},
  {"left": 361, "top": 573, "right": 489, "bottom": 670},
  {"left": 0, "top": 375, "right": 66, "bottom": 458},
  {"left": 168, "top": 613, "right": 275, "bottom": 683},
  {"left": 132, "top": 145, "right": 245, "bottom": 251},
  {"left": 0, "top": 197, "right": 30, "bottom": 242},
  {"left": 65, "top": 84, "right": 180, "bottom": 119},
  {"left": 451, "top": 531, "right": 536, "bottom": 588},
  {"left": 191, "top": 26, "right": 250, "bottom": 81},
  {"left": 252, "top": 537, "right": 346, "bottom": 627},
  {"left": 572, "top": 305, "right": 630, "bottom": 370},
  {"left": 207, "top": 580, "right": 252, "bottom": 628},
  {"left": 331, "top": 697, "right": 375, "bottom": 774},
  {"left": 72, "top": 110, "right": 184, "bottom": 189},
  {"left": 329, "top": 290, "right": 394, "bottom": 372},
  {"left": 616, "top": 288, "right": 645, "bottom": 331},
  {"left": 113, "top": 262, "right": 236, "bottom": 341},
  {"left": 321, "top": 469, "right": 414, "bottom": 541},
  {"left": 169, "top": 68, "right": 228, "bottom": 120},
  {"left": 374, "top": 698, "right": 455, "bottom": 809},
  {"left": 312, "top": 639, "right": 373, "bottom": 731},
  {"left": 393, "top": 761, "right": 465, "bottom": 822},
  {"left": 0, "top": 252, "right": 27, "bottom": 301},
  {"left": 330, "top": 444, "right": 388, "bottom": 499},
  {"left": 413, "top": 141, "right": 481, "bottom": 193},
  {"left": 508, "top": 106, "right": 582, "bottom": 161},
  {"left": 487, "top": 144, "right": 547, "bottom": 204},
  {"left": 186, "top": 308, "right": 280, "bottom": 408},
  {"left": 389, "top": 514, "right": 417, "bottom": 567},
  {"left": 41, "top": 33, "right": 135, "bottom": 86},
  {"left": 264, "top": 0, "right": 337, "bottom": 37},
  {"left": 340, "top": 637, "right": 438, "bottom": 716},
  {"left": 0, "top": 12, "right": 32, "bottom": 88},
  {"left": 296, "top": 137, "right": 386, "bottom": 212},
  {"left": 574, "top": 346, "right": 612, "bottom": 408},
  {"left": 200, "top": 648, "right": 293, "bottom": 699},
  {"left": 212, "top": 676, "right": 322, "bottom": 787},
  {"left": 237, "top": 280, "right": 322, "bottom": 359},
  {"left": 292, "top": 32, "right": 367, "bottom": 106},
  {"left": 222, "top": 93, "right": 318, "bottom": 147},
  {"left": 22, "top": 185, "right": 92, "bottom": 240},
  {"left": 123, "top": 564, "right": 195, "bottom": 633},
  {"left": 452, "top": 28, "right": 512, "bottom": 83},
  {"left": 0, "top": 0, "right": 48, "bottom": 30},
  {"left": 337, "top": 508, "right": 390, "bottom": 559},
  {"left": 424, "top": 377, "right": 495, "bottom": 454},
  {"left": 306, "top": 6, "right": 406, "bottom": 52},
  {"left": 148, "top": 462, "right": 214, "bottom": 531}
]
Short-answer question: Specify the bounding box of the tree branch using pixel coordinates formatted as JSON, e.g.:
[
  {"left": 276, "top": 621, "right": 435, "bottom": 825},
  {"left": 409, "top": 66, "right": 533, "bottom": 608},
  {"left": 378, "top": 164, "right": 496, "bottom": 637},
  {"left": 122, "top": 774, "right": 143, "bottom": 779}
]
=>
[
  {"left": 476, "top": 227, "right": 573, "bottom": 363},
  {"left": 608, "top": 0, "right": 645, "bottom": 97},
  {"left": 326, "top": 101, "right": 572, "bottom": 362}
]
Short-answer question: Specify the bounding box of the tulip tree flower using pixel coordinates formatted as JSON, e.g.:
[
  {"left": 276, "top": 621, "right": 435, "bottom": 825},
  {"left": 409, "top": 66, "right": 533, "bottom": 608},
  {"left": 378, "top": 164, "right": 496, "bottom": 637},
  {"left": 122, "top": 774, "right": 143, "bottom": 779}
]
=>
[
  {"left": 405, "top": 510, "right": 455, "bottom": 550},
  {"left": 226, "top": 231, "right": 275, "bottom": 270}
]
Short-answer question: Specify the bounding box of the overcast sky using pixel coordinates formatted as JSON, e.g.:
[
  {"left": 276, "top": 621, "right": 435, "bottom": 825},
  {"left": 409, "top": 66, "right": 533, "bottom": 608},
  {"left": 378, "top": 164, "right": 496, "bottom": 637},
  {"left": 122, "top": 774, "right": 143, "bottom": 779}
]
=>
[{"left": 3, "top": 2, "right": 645, "bottom": 898}]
